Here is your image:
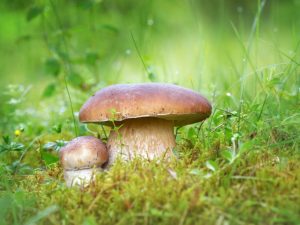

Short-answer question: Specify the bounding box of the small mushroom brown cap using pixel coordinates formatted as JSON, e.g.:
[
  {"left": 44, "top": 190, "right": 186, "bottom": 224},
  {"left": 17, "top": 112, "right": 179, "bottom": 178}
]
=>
[
  {"left": 79, "top": 83, "right": 212, "bottom": 126},
  {"left": 60, "top": 136, "right": 108, "bottom": 170}
]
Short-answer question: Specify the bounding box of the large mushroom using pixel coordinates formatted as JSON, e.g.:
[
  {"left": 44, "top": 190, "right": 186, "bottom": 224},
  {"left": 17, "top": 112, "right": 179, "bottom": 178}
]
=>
[
  {"left": 79, "top": 83, "right": 211, "bottom": 165},
  {"left": 59, "top": 136, "right": 108, "bottom": 187}
]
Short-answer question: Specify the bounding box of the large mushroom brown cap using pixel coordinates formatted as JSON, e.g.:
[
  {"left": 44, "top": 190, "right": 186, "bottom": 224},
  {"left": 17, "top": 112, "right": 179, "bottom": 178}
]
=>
[
  {"left": 79, "top": 83, "right": 212, "bottom": 165},
  {"left": 79, "top": 83, "right": 211, "bottom": 126}
]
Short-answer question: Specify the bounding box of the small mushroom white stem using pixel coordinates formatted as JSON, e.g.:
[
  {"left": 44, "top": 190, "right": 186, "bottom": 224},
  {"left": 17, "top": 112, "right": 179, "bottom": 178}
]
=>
[
  {"left": 64, "top": 167, "right": 102, "bottom": 187},
  {"left": 107, "top": 118, "right": 175, "bottom": 165}
]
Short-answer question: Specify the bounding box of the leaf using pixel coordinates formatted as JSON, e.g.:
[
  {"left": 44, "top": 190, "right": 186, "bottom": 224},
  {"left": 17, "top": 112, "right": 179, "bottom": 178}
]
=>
[
  {"left": 150, "top": 208, "right": 163, "bottom": 217},
  {"left": 149, "top": 208, "right": 172, "bottom": 217},
  {"left": 100, "top": 24, "right": 119, "bottom": 34},
  {"left": 188, "top": 127, "right": 197, "bottom": 139},
  {"left": 221, "top": 150, "right": 235, "bottom": 164},
  {"left": 0, "top": 137, "right": 25, "bottom": 154},
  {"left": 6, "top": 161, "right": 32, "bottom": 174},
  {"left": 0, "top": 194, "right": 11, "bottom": 219},
  {"left": 148, "top": 72, "right": 156, "bottom": 82},
  {"left": 17, "top": 164, "right": 33, "bottom": 175},
  {"left": 67, "top": 72, "right": 84, "bottom": 87},
  {"left": 43, "top": 140, "right": 67, "bottom": 152},
  {"left": 42, "top": 83, "right": 56, "bottom": 98},
  {"left": 52, "top": 124, "right": 62, "bottom": 133},
  {"left": 26, "top": 6, "right": 44, "bottom": 22},
  {"left": 172, "top": 147, "right": 180, "bottom": 158},
  {"left": 8, "top": 98, "right": 21, "bottom": 105},
  {"left": 58, "top": 51, "right": 70, "bottom": 62},
  {"left": 16, "top": 35, "right": 31, "bottom": 44},
  {"left": 41, "top": 151, "right": 59, "bottom": 165},
  {"left": 189, "top": 168, "right": 202, "bottom": 175},
  {"left": 239, "top": 140, "right": 254, "bottom": 155},
  {"left": 167, "top": 168, "right": 177, "bottom": 180},
  {"left": 205, "top": 160, "right": 219, "bottom": 172},
  {"left": 25, "top": 205, "right": 59, "bottom": 225},
  {"left": 85, "top": 52, "right": 99, "bottom": 66},
  {"left": 10, "top": 142, "right": 25, "bottom": 151},
  {"left": 270, "top": 77, "right": 282, "bottom": 85},
  {"left": 55, "top": 140, "right": 68, "bottom": 150},
  {"left": 42, "top": 142, "right": 56, "bottom": 151},
  {"left": 224, "top": 126, "right": 233, "bottom": 142},
  {"left": 2, "top": 136, "right": 10, "bottom": 144},
  {"left": 44, "top": 58, "right": 60, "bottom": 77},
  {"left": 77, "top": 0, "right": 101, "bottom": 10},
  {"left": 83, "top": 216, "right": 97, "bottom": 225}
]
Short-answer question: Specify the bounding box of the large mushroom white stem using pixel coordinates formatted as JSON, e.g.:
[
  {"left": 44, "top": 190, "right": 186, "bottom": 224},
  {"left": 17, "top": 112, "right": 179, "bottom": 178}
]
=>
[{"left": 106, "top": 117, "right": 176, "bottom": 165}]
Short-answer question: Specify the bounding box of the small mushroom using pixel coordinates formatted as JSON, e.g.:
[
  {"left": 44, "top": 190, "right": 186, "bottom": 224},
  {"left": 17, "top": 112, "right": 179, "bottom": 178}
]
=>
[
  {"left": 59, "top": 136, "right": 108, "bottom": 187},
  {"left": 79, "top": 83, "right": 211, "bottom": 165}
]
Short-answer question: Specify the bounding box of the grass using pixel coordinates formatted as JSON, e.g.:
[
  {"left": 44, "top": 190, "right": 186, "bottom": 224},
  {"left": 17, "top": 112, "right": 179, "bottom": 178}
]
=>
[{"left": 0, "top": 0, "right": 300, "bottom": 224}]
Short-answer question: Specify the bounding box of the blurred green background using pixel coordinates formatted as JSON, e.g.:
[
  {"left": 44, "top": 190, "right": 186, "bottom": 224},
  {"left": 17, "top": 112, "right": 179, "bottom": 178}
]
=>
[
  {"left": 1, "top": 1, "right": 299, "bottom": 84},
  {"left": 0, "top": 0, "right": 300, "bottom": 125}
]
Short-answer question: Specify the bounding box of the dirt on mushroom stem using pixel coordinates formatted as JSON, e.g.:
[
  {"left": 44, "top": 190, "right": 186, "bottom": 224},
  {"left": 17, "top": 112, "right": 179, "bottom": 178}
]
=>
[{"left": 106, "top": 117, "right": 176, "bottom": 166}]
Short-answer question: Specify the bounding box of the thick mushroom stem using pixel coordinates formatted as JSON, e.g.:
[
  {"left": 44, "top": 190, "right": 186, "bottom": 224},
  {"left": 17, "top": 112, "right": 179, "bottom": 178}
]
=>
[
  {"left": 107, "top": 117, "right": 176, "bottom": 165},
  {"left": 64, "top": 168, "right": 102, "bottom": 187}
]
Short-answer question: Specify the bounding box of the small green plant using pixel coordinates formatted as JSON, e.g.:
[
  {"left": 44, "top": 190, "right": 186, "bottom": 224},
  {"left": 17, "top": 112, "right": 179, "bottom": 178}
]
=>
[{"left": 0, "top": 136, "right": 25, "bottom": 154}]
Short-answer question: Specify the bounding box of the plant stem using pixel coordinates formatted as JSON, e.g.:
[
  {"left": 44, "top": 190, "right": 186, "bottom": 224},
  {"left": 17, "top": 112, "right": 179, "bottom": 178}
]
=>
[
  {"left": 130, "top": 31, "right": 149, "bottom": 76},
  {"left": 49, "top": 0, "right": 78, "bottom": 137}
]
